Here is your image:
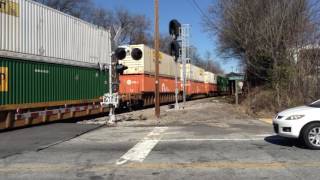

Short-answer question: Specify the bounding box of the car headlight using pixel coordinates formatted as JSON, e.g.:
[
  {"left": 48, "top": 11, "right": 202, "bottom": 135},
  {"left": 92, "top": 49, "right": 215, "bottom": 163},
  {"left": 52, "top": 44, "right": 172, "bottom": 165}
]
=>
[{"left": 286, "top": 115, "right": 305, "bottom": 120}]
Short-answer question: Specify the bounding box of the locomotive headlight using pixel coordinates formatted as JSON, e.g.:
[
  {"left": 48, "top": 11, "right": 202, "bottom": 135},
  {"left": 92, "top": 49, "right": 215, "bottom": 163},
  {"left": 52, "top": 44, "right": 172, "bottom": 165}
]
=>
[{"left": 286, "top": 115, "right": 305, "bottom": 120}]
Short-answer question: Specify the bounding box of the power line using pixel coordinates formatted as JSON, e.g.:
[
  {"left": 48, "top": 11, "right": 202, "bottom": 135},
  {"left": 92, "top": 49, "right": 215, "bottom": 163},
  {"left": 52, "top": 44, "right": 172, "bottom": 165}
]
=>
[
  {"left": 187, "top": 0, "right": 204, "bottom": 18},
  {"left": 188, "top": 0, "right": 216, "bottom": 26},
  {"left": 191, "top": 0, "right": 208, "bottom": 18}
]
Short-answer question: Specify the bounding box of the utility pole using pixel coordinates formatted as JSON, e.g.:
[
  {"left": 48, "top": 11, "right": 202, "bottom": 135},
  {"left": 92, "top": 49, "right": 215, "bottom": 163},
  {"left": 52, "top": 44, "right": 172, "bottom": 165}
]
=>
[
  {"left": 154, "top": 0, "right": 160, "bottom": 118},
  {"left": 235, "top": 80, "right": 239, "bottom": 105}
]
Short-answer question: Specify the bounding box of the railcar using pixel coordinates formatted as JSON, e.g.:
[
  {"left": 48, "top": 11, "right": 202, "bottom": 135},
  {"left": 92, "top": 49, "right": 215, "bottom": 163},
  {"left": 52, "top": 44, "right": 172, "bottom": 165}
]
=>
[
  {"left": 0, "top": 1, "right": 231, "bottom": 131},
  {"left": 119, "top": 44, "right": 182, "bottom": 108},
  {"left": 0, "top": 0, "right": 111, "bottom": 130},
  {"left": 204, "top": 71, "right": 218, "bottom": 96},
  {"left": 118, "top": 45, "right": 220, "bottom": 108},
  {"left": 217, "top": 76, "right": 230, "bottom": 95}
]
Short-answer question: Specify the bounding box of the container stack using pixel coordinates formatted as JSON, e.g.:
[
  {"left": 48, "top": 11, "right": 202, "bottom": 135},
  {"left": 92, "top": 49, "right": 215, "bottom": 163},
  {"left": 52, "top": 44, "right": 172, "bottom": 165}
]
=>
[
  {"left": 119, "top": 44, "right": 181, "bottom": 94},
  {"left": 0, "top": 0, "right": 112, "bottom": 129},
  {"left": 204, "top": 72, "right": 217, "bottom": 95}
]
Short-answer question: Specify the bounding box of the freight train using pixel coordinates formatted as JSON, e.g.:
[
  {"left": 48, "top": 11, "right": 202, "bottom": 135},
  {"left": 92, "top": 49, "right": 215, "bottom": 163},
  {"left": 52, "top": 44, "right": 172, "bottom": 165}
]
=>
[
  {"left": 0, "top": 0, "right": 230, "bottom": 130},
  {"left": 118, "top": 44, "right": 229, "bottom": 108},
  {"left": 0, "top": 0, "right": 112, "bottom": 130}
]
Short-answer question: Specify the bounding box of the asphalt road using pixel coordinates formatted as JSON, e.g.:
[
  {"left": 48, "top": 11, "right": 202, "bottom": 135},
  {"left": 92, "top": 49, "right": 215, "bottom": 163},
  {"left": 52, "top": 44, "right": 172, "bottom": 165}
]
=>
[
  {"left": 1, "top": 119, "right": 318, "bottom": 179},
  {"left": 1, "top": 99, "right": 319, "bottom": 180},
  {"left": 0, "top": 123, "right": 101, "bottom": 159}
]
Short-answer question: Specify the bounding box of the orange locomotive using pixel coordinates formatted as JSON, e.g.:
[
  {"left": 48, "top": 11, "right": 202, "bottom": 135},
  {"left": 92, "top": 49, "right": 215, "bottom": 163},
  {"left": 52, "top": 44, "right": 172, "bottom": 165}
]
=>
[{"left": 118, "top": 44, "right": 217, "bottom": 108}]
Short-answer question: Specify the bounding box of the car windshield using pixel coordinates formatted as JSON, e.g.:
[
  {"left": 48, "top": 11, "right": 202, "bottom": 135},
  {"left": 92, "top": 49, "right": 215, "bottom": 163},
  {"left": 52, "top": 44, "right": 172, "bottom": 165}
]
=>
[{"left": 309, "top": 100, "right": 320, "bottom": 108}]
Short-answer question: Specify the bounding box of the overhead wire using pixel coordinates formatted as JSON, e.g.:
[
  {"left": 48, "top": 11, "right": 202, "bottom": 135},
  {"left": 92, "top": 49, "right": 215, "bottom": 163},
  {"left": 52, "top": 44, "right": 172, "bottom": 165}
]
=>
[{"left": 187, "top": 0, "right": 216, "bottom": 27}]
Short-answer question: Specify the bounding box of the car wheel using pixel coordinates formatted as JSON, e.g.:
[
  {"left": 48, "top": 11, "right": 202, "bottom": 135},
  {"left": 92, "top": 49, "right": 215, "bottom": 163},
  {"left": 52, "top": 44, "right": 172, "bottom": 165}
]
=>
[{"left": 301, "top": 123, "right": 320, "bottom": 150}]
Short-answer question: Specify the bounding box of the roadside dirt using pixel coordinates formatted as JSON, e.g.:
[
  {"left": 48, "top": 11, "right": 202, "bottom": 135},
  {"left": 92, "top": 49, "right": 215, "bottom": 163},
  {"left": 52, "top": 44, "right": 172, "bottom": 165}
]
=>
[{"left": 98, "top": 97, "right": 263, "bottom": 127}]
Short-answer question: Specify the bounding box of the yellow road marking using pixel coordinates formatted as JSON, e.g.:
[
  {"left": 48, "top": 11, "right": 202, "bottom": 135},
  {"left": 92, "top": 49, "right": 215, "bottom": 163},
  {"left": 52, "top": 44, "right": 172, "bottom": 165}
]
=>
[
  {"left": 259, "top": 118, "right": 273, "bottom": 124},
  {"left": 123, "top": 161, "right": 320, "bottom": 170},
  {"left": 2, "top": 161, "right": 320, "bottom": 173}
]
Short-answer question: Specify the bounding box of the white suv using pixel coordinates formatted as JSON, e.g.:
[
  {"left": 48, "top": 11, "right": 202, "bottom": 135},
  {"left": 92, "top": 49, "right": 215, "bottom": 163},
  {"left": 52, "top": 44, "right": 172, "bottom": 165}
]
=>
[{"left": 273, "top": 99, "right": 320, "bottom": 149}]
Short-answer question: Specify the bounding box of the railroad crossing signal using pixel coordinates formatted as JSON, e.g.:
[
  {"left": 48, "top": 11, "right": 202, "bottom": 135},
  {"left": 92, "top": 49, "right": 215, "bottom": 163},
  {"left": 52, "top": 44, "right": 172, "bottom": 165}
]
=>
[
  {"left": 169, "top": 19, "right": 183, "bottom": 110},
  {"left": 114, "top": 47, "right": 143, "bottom": 61},
  {"left": 169, "top": 19, "right": 181, "bottom": 62},
  {"left": 131, "top": 48, "right": 143, "bottom": 60},
  {"left": 116, "top": 63, "right": 128, "bottom": 75},
  {"left": 169, "top": 19, "right": 181, "bottom": 39},
  {"left": 170, "top": 41, "right": 180, "bottom": 62},
  {"left": 114, "top": 48, "right": 126, "bottom": 60},
  {"left": 115, "top": 63, "right": 128, "bottom": 75}
]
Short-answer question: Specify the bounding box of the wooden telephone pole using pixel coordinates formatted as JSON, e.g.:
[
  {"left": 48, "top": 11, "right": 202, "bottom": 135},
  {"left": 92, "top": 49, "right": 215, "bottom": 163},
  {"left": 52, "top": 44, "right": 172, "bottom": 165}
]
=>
[{"left": 154, "top": 0, "right": 160, "bottom": 118}]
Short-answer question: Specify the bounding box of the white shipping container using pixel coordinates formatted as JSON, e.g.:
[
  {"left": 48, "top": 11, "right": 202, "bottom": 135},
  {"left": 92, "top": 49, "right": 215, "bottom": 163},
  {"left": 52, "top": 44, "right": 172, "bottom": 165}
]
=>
[
  {"left": 181, "top": 64, "right": 205, "bottom": 82},
  {"left": 204, "top": 71, "right": 217, "bottom": 84},
  {"left": 0, "top": 0, "right": 111, "bottom": 67},
  {"left": 119, "top": 44, "right": 179, "bottom": 78}
]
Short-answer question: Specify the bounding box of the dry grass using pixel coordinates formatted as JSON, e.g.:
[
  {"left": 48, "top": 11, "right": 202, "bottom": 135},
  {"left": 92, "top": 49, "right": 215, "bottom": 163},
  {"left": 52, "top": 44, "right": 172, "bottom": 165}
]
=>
[{"left": 240, "top": 87, "right": 278, "bottom": 118}]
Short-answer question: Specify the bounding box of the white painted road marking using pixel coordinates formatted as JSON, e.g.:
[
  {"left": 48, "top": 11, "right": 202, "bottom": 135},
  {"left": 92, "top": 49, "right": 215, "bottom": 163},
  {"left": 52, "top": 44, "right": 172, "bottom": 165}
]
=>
[
  {"left": 158, "top": 135, "right": 280, "bottom": 142},
  {"left": 159, "top": 138, "right": 266, "bottom": 142},
  {"left": 255, "top": 134, "right": 276, "bottom": 137},
  {"left": 116, "top": 127, "right": 168, "bottom": 165}
]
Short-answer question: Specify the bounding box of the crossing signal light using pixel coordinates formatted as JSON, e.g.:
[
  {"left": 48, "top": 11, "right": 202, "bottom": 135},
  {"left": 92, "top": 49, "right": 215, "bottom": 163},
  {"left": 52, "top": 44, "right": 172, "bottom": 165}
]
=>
[
  {"left": 114, "top": 48, "right": 127, "bottom": 60},
  {"left": 116, "top": 63, "right": 128, "bottom": 75},
  {"left": 131, "top": 48, "right": 143, "bottom": 60},
  {"left": 115, "top": 47, "right": 142, "bottom": 61},
  {"left": 169, "top": 19, "right": 181, "bottom": 62}
]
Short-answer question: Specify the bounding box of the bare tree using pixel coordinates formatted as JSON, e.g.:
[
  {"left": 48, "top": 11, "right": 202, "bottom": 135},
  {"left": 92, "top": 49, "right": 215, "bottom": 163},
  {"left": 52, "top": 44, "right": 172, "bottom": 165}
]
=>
[
  {"left": 34, "top": 0, "right": 94, "bottom": 20},
  {"left": 188, "top": 46, "right": 224, "bottom": 74},
  {"left": 159, "top": 34, "right": 172, "bottom": 54},
  {"left": 203, "top": 51, "right": 224, "bottom": 74},
  {"left": 112, "top": 8, "right": 151, "bottom": 45},
  {"left": 204, "top": 0, "right": 320, "bottom": 110},
  {"left": 189, "top": 46, "right": 204, "bottom": 66},
  {"left": 89, "top": 7, "right": 113, "bottom": 29}
]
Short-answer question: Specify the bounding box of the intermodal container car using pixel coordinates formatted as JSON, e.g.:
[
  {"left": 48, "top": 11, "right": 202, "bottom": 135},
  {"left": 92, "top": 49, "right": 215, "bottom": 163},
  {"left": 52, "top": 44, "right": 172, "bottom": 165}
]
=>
[
  {"left": 119, "top": 44, "right": 219, "bottom": 107},
  {"left": 0, "top": 0, "right": 111, "bottom": 130},
  {"left": 204, "top": 72, "right": 218, "bottom": 95},
  {"left": 181, "top": 64, "right": 205, "bottom": 82},
  {"left": 119, "top": 44, "right": 179, "bottom": 77},
  {"left": 0, "top": 0, "right": 111, "bottom": 67},
  {"left": 181, "top": 64, "right": 207, "bottom": 96},
  {"left": 217, "top": 76, "right": 230, "bottom": 95},
  {"left": 119, "top": 45, "right": 182, "bottom": 107}
]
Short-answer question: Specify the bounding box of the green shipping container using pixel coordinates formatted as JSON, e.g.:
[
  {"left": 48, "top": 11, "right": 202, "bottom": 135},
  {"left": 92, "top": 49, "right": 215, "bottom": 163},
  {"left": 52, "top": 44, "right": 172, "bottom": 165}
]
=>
[
  {"left": 0, "top": 57, "right": 108, "bottom": 109},
  {"left": 217, "top": 76, "right": 229, "bottom": 93}
]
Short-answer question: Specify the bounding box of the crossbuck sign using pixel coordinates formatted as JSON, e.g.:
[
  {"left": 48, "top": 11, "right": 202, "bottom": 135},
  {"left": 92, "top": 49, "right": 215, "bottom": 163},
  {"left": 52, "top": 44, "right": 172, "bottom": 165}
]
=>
[{"left": 101, "top": 93, "right": 119, "bottom": 107}]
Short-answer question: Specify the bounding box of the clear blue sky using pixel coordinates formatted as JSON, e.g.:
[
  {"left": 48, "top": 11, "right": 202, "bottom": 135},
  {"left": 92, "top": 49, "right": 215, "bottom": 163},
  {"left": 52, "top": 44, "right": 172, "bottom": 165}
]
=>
[{"left": 94, "top": 0, "right": 239, "bottom": 73}]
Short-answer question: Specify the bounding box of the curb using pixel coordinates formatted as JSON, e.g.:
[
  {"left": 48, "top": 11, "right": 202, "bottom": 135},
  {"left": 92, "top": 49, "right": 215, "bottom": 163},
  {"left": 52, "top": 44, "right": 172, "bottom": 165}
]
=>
[{"left": 259, "top": 118, "right": 273, "bottom": 124}]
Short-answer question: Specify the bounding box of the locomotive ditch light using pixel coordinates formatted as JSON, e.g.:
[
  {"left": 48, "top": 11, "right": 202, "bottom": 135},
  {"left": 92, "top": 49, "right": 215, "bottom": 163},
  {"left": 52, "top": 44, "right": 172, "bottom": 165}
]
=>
[
  {"left": 131, "top": 48, "right": 143, "bottom": 60},
  {"left": 114, "top": 48, "right": 127, "bottom": 60}
]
